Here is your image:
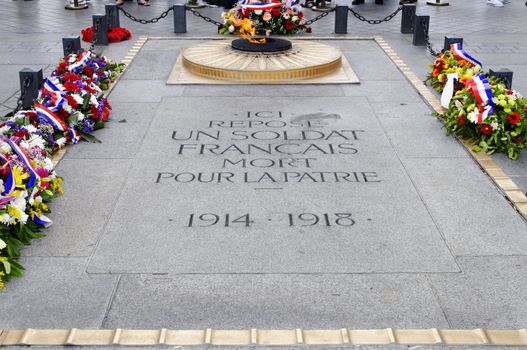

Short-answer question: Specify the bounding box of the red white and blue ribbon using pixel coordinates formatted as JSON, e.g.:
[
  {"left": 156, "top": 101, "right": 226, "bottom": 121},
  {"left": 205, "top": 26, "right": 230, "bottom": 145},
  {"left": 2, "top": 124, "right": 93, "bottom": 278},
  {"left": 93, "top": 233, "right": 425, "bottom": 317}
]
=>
[
  {"left": 35, "top": 102, "right": 68, "bottom": 132},
  {"left": 68, "top": 51, "right": 91, "bottom": 72},
  {"left": 441, "top": 72, "right": 459, "bottom": 108},
  {"left": 450, "top": 43, "right": 482, "bottom": 67},
  {"left": 33, "top": 213, "right": 53, "bottom": 228},
  {"left": 0, "top": 154, "right": 15, "bottom": 196},
  {"left": 465, "top": 74, "right": 496, "bottom": 124},
  {"left": 2, "top": 136, "right": 40, "bottom": 190},
  {"left": 43, "top": 78, "right": 64, "bottom": 93},
  {"left": 68, "top": 128, "right": 81, "bottom": 144},
  {"left": 240, "top": 0, "right": 283, "bottom": 10}
]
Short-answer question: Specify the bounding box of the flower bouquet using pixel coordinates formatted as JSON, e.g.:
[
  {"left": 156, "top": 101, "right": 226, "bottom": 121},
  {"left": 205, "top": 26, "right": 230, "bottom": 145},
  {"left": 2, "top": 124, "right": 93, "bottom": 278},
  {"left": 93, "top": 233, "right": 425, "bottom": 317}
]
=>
[
  {"left": 426, "top": 50, "right": 481, "bottom": 93},
  {"left": 0, "top": 50, "right": 124, "bottom": 290},
  {"left": 219, "top": 0, "right": 310, "bottom": 37}
]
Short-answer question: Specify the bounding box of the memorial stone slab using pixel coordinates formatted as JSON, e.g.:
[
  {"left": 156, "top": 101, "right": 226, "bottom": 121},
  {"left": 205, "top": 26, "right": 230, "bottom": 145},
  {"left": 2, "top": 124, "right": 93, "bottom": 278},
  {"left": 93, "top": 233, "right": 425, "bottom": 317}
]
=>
[{"left": 88, "top": 96, "right": 458, "bottom": 274}]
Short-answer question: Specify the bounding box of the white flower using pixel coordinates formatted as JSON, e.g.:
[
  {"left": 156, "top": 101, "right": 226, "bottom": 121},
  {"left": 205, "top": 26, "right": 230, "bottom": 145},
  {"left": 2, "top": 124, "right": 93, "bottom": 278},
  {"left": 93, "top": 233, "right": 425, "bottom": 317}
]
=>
[
  {"left": 228, "top": 25, "right": 235, "bottom": 33},
  {"left": 0, "top": 238, "right": 6, "bottom": 250},
  {"left": 283, "top": 13, "right": 290, "bottom": 19},
  {"left": 491, "top": 121, "right": 499, "bottom": 130},
  {"left": 0, "top": 125, "right": 11, "bottom": 135},
  {"left": 43, "top": 158, "right": 54, "bottom": 171},
  {"left": 0, "top": 142, "right": 11, "bottom": 154},
  {"left": 467, "top": 110, "right": 479, "bottom": 124},
  {"left": 73, "top": 94, "right": 84, "bottom": 104},
  {"left": 28, "top": 135, "right": 46, "bottom": 150},
  {"left": 292, "top": 15, "right": 298, "bottom": 21},
  {"left": 90, "top": 94, "right": 99, "bottom": 106},
  {"left": 11, "top": 191, "right": 28, "bottom": 224},
  {"left": 68, "top": 56, "right": 76, "bottom": 64},
  {"left": 56, "top": 137, "right": 67, "bottom": 148},
  {"left": 254, "top": 9, "right": 263, "bottom": 15}
]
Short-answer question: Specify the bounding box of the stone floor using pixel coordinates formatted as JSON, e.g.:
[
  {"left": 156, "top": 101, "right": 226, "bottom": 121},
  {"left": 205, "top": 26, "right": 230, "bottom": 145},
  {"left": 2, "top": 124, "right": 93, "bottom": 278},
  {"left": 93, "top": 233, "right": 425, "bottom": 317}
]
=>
[{"left": 1, "top": 0, "right": 527, "bottom": 347}]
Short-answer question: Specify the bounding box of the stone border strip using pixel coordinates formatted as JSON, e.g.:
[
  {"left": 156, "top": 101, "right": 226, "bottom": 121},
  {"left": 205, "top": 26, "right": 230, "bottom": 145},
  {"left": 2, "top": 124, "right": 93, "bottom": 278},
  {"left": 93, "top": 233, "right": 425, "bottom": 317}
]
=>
[
  {"left": 49, "top": 36, "right": 147, "bottom": 167},
  {"left": 2, "top": 328, "right": 527, "bottom": 346},
  {"left": 374, "top": 36, "right": 527, "bottom": 220}
]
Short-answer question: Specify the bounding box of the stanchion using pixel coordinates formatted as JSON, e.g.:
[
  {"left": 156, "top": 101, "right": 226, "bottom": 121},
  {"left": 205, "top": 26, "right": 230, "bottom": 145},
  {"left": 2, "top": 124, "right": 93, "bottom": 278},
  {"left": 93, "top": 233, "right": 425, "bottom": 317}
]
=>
[
  {"left": 173, "top": 5, "right": 187, "bottom": 34},
  {"left": 19, "top": 68, "right": 43, "bottom": 110},
  {"left": 334, "top": 5, "right": 348, "bottom": 34},
  {"left": 106, "top": 4, "right": 120, "bottom": 28},
  {"left": 413, "top": 15, "right": 429, "bottom": 46},
  {"left": 93, "top": 15, "right": 109, "bottom": 46},
  {"left": 427, "top": 0, "right": 449, "bottom": 6},
  {"left": 490, "top": 69, "right": 513, "bottom": 89},
  {"left": 400, "top": 4, "right": 416, "bottom": 34},
  {"left": 62, "top": 37, "right": 81, "bottom": 56},
  {"left": 443, "top": 36, "right": 462, "bottom": 52},
  {"left": 65, "top": 0, "right": 88, "bottom": 10}
]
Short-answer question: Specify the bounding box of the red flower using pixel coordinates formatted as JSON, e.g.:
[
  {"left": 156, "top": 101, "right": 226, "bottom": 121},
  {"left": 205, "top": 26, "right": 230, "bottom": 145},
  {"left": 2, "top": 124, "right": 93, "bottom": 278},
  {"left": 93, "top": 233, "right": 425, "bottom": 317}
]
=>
[
  {"left": 481, "top": 124, "right": 493, "bottom": 136},
  {"left": 306, "top": 27, "right": 312, "bottom": 33},
  {"left": 14, "top": 130, "right": 29, "bottom": 139},
  {"left": 65, "top": 95, "right": 79, "bottom": 108},
  {"left": 457, "top": 114, "right": 465, "bottom": 126},
  {"left": 63, "top": 83, "right": 81, "bottom": 92},
  {"left": 271, "top": 8, "right": 281, "bottom": 16},
  {"left": 284, "top": 20, "right": 295, "bottom": 31},
  {"left": 298, "top": 11, "right": 303, "bottom": 19},
  {"left": 90, "top": 104, "right": 100, "bottom": 119},
  {"left": 507, "top": 112, "right": 521, "bottom": 125}
]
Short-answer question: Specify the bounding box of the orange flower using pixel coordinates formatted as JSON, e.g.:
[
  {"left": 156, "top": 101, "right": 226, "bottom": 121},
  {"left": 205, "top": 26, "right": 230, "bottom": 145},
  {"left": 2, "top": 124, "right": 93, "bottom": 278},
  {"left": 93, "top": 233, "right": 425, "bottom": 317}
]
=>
[{"left": 432, "top": 69, "right": 439, "bottom": 77}]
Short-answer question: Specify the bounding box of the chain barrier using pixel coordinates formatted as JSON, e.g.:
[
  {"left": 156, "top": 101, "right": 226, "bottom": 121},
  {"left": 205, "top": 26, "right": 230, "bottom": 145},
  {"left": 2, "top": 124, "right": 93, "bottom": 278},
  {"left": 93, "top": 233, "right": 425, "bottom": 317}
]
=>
[
  {"left": 421, "top": 19, "right": 438, "bottom": 57},
  {"left": 186, "top": 7, "right": 223, "bottom": 27},
  {"left": 348, "top": 5, "right": 402, "bottom": 24},
  {"left": 89, "top": 17, "right": 100, "bottom": 51},
  {"left": 12, "top": 77, "right": 32, "bottom": 115},
  {"left": 118, "top": 6, "right": 174, "bottom": 24},
  {"left": 304, "top": 8, "right": 334, "bottom": 26}
]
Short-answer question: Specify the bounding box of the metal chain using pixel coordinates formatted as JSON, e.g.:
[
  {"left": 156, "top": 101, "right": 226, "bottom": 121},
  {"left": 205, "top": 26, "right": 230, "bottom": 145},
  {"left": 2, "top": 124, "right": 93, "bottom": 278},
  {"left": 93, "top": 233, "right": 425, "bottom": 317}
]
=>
[
  {"left": 118, "top": 6, "right": 174, "bottom": 24},
  {"left": 89, "top": 17, "right": 100, "bottom": 51},
  {"left": 12, "top": 77, "right": 32, "bottom": 115},
  {"left": 348, "top": 5, "right": 402, "bottom": 24},
  {"left": 304, "top": 8, "right": 334, "bottom": 26},
  {"left": 186, "top": 8, "right": 223, "bottom": 27},
  {"left": 421, "top": 19, "right": 438, "bottom": 57}
]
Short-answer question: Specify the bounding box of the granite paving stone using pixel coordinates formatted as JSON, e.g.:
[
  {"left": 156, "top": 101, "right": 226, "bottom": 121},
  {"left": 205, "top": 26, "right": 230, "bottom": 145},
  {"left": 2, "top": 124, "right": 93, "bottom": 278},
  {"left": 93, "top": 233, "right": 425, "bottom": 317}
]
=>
[
  {"left": 0, "top": 257, "right": 117, "bottom": 328},
  {"left": 428, "top": 256, "right": 527, "bottom": 328},
  {"left": 403, "top": 158, "right": 527, "bottom": 256},
  {"left": 102, "top": 274, "right": 449, "bottom": 329},
  {"left": 108, "top": 80, "right": 184, "bottom": 103},
  {"left": 22, "top": 159, "right": 131, "bottom": 257}
]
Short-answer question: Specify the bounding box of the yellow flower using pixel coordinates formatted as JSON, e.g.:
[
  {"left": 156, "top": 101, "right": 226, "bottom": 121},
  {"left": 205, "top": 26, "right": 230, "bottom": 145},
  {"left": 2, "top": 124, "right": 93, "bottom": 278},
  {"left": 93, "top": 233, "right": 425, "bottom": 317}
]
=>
[{"left": 12, "top": 166, "right": 29, "bottom": 189}]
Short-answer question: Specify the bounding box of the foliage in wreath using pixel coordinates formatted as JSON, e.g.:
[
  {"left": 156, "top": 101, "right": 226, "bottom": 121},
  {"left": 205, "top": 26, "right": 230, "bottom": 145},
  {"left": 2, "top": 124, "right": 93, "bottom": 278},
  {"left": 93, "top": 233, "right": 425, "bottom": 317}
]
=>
[
  {"left": 426, "top": 47, "right": 527, "bottom": 160},
  {"left": 219, "top": 0, "right": 310, "bottom": 37},
  {"left": 0, "top": 50, "right": 125, "bottom": 290}
]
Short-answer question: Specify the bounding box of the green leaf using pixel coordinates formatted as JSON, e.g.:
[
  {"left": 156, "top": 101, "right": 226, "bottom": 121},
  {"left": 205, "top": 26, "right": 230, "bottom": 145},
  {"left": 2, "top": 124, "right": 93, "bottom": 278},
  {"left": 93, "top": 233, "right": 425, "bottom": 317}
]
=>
[
  {"left": 80, "top": 133, "right": 102, "bottom": 143},
  {"left": 82, "top": 93, "right": 91, "bottom": 110}
]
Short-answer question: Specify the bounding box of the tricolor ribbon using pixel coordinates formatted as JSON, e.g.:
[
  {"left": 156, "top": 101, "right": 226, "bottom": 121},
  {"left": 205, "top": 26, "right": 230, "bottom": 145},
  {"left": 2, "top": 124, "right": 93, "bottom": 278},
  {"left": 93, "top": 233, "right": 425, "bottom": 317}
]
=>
[
  {"left": 68, "top": 128, "right": 81, "bottom": 144},
  {"left": 450, "top": 43, "right": 482, "bottom": 67},
  {"left": 441, "top": 72, "right": 459, "bottom": 108},
  {"left": 0, "top": 154, "right": 15, "bottom": 196},
  {"left": 33, "top": 213, "right": 53, "bottom": 228},
  {"left": 68, "top": 51, "right": 91, "bottom": 72},
  {"left": 465, "top": 74, "right": 496, "bottom": 124},
  {"left": 240, "top": 1, "right": 283, "bottom": 10},
  {"left": 2, "top": 136, "right": 40, "bottom": 190},
  {"left": 35, "top": 102, "right": 68, "bottom": 132}
]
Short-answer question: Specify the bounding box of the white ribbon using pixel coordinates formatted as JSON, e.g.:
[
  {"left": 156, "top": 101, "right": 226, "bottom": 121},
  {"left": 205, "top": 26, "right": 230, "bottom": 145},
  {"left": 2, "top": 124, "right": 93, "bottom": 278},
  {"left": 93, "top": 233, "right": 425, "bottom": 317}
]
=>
[{"left": 441, "top": 73, "right": 459, "bottom": 109}]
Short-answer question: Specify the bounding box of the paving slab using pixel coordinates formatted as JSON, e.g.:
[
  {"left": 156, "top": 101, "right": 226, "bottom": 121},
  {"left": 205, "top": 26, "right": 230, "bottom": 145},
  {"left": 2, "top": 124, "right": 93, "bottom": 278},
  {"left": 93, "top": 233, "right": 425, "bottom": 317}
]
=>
[
  {"left": 0, "top": 257, "right": 117, "bottom": 328},
  {"left": 403, "top": 158, "right": 527, "bottom": 256},
  {"left": 103, "top": 273, "right": 448, "bottom": 329},
  {"left": 428, "top": 256, "right": 527, "bottom": 328},
  {"left": 87, "top": 95, "right": 458, "bottom": 274},
  {"left": 22, "top": 159, "right": 131, "bottom": 257}
]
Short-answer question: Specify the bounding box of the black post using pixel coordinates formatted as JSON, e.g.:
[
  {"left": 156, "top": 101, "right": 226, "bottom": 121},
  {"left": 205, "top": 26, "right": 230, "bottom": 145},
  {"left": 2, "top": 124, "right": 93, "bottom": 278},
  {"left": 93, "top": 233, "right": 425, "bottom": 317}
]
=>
[
  {"left": 173, "top": 4, "right": 187, "bottom": 34},
  {"left": 489, "top": 69, "right": 513, "bottom": 89},
  {"left": 375, "top": 0, "right": 383, "bottom": 4},
  {"left": 62, "top": 36, "right": 82, "bottom": 56},
  {"left": 413, "top": 15, "right": 429, "bottom": 46},
  {"left": 93, "top": 14, "right": 109, "bottom": 45},
  {"left": 105, "top": 4, "right": 120, "bottom": 28},
  {"left": 19, "top": 68, "right": 43, "bottom": 110},
  {"left": 400, "top": 4, "right": 416, "bottom": 34},
  {"left": 334, "top": 5, "right": 348, "bottom": 34},
  {"left": 443, "top": 36, "right": 463, "bottom": 52}
]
